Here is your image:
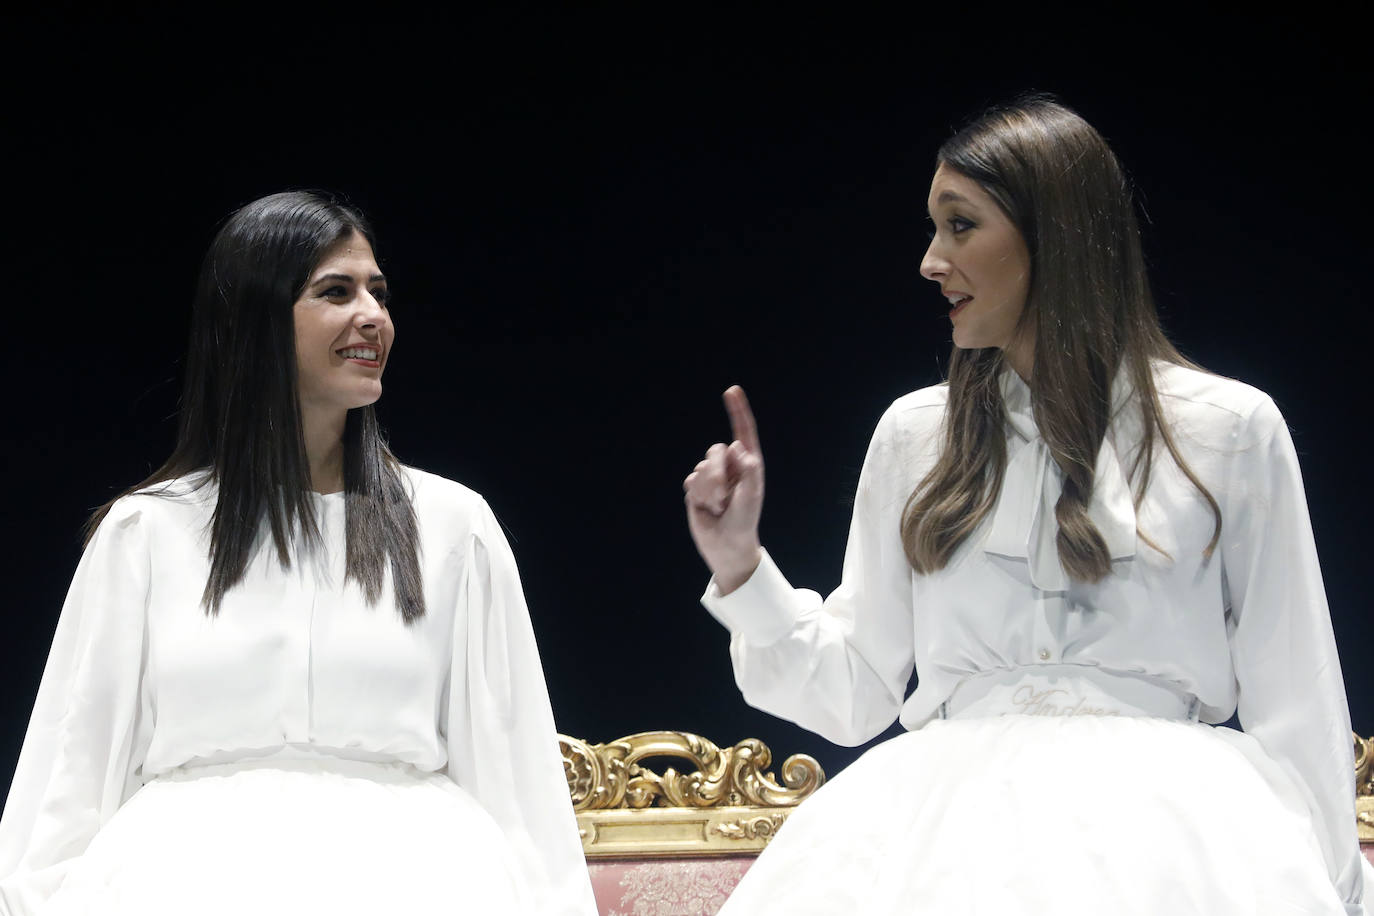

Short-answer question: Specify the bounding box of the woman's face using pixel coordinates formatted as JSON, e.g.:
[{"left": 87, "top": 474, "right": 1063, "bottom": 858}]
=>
[
  {"left": 293, "top": 230, "right": 395, "bottom": 419},
  {"left": 920, "top": 163, "right": 1032, "bottom": 372}
]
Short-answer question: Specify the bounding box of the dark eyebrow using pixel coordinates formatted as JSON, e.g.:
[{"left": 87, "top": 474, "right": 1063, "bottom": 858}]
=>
[
  {"left": 310, "top": 272, "right": 388, "bottom": 286},
  {"left": 926, "top": 189, "right": 974, "bottom": 217}
]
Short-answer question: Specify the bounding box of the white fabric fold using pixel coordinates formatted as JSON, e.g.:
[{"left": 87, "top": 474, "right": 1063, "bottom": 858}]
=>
[{"left": 984, "top": 369, "right": 1137, "bottom": 591}]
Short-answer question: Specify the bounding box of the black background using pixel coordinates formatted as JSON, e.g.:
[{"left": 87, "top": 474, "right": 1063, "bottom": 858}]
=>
[{"left": 3, "top": 7, "right": 1369, "bottom": 807}]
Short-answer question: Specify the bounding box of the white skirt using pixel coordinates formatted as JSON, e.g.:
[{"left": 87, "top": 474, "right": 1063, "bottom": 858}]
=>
[
  {"left": 718, "top": 670, "right": 1351, "bottom": 916},
  {"left": 43, "top": 752, "right": 528, "bottom": 916}
]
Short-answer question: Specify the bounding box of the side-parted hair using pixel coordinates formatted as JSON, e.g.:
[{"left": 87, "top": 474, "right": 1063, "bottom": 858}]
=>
[
  {"left": 901, "top": 95, "right": 1221, "bottom": 581},
  {"left": 87, "top": 191, "right": 426, "bottom": 621}
]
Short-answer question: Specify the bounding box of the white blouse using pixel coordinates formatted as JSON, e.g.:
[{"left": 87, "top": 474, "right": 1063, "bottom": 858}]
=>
[
  {"left": 702, "top": 362, "right": 1363, "bottom": 908},
  {"left": 0, "top": 467, "right": 595, "bottom": 915}
]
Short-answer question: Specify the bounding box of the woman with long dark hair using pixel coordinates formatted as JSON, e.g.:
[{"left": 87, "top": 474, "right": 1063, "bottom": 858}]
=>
[
  {"left": 684, "top": 97, "right": 1369, "bottom": 914},
  {"left": 0, "top": 191, "right": 596, "bottom": 915}
]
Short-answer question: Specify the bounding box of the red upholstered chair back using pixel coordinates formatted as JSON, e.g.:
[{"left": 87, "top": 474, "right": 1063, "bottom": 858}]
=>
[{"left": 586, "top": 856, "right": 756, "bottom": 915}]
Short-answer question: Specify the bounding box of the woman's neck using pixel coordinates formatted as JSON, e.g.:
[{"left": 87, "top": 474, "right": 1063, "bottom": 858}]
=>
[
  {"left": 1004, "top": 330, "right": 1035, "bottom": 382},
  {"left": 300, "top": 407, "right": 347, "bottom": 494}
]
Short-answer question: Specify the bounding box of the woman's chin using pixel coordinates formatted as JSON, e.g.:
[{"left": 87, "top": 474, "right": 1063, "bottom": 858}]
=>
[{"left": 344, "top": 384, "right": 384, "bottom": 411}]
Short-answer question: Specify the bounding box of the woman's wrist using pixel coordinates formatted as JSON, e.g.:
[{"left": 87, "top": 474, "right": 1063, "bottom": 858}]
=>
[{"left": 713, "top": 546, "right": 763, "bottom": 596}]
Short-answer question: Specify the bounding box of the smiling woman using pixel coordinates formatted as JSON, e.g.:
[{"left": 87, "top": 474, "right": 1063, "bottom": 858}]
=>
[
  {"left": 292, "top": 231, "right": 396, "bottom": 495},
  {"left": 0, "top": 191, "right": 597, "bottom": 916},
  {"left": 295, "top": 239, "right": 392, "bottom": 400}
]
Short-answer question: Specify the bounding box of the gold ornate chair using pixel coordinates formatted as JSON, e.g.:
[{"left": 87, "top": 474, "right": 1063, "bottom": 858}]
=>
[
  {"left": 560, "top": 729, "right": 1371, "bottom": 915},
  {"left": 560, "top": 731, "right": 824, "bottom": 916},
  {"left": 1356, "top": 732, "right": 1373, "bottom": 865}
]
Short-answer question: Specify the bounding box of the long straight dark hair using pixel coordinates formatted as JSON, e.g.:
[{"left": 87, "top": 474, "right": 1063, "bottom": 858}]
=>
[
  {"left": 902, "top": 96, "right": 1221, "bottom": 581},
  {"left": 88, "top": 191, "right": 426, "bottom": 621}
]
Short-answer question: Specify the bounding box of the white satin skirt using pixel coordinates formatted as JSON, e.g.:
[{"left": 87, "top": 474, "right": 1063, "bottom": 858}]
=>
[
  {"left": 41, "top": 751, "right": 529, "bottom": 916},
  {"left": 717, "top": 668, "right": 1355, "bottom": 915}
]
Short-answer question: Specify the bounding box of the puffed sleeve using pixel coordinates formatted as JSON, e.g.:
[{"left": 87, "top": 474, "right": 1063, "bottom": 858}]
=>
[
  {"left": 0, "top": 501, "right": 151, "bottom": 916},
  {"left": 700, "top": 404, "right": 916, "bottom": 746},
  {"left": 443, "top": 499, "right": 596, "bottom": 916},
  {"left": 1221, "top": 396, "right": 1364, "bottom": 914}
]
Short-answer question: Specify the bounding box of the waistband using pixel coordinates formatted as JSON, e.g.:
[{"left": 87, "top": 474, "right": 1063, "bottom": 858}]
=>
[
  {"left": 154, "top": 745, "right": 437, "bottom": 785},
  {"left": 937, "top": 665, "right": 1202, "bottom": 722}
]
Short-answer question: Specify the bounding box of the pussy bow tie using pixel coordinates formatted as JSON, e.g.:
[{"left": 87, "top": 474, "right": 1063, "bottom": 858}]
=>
[{"left": 983, "top": 369, "right": 1137, "bottom": 592}]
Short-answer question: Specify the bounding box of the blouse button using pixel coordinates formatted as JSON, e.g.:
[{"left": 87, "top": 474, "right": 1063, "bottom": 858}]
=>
[{"left": 1038, "top": 648, "right": 1051, "bottom": 661}]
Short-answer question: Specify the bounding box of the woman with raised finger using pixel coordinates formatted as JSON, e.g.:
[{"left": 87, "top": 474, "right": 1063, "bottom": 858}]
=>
[
  {"left": 0, "top": 191, "right": 597, "bottom": 916},
  {"left": 684, "top": 96, "right": 1369, "bottom": 915}
]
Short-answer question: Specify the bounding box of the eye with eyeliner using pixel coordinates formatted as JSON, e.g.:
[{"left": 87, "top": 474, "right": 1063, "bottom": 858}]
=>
[{"left": 926, "top": 214, "right": 976, "bottom": 239}]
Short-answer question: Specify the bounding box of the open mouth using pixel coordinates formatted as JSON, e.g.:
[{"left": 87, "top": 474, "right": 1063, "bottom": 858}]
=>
[
  {"left": 947, "top": 294, "right": 973, "bottom": 317},
  {"left": 338, "top": 346, "right": 381, "bottom": 366}
]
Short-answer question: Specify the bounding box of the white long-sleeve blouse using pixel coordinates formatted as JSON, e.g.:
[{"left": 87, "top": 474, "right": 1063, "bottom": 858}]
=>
[
  {"left": 701, "top": 361, "right": 1363, "bottom": 910},
  {"left": 0, "top": 467, "right": 595, "bottom": 916}
]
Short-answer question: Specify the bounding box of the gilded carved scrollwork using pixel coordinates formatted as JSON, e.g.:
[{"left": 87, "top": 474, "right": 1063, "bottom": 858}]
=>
[
  {"left": 558, "top": 731, "right": 826, "bottom": 857},
  {"left": 711, "top": 813, "right": 788, "bottom": 842},
  {"left": 571, "top": 732, "right": 1374, "bottom": 810},
  {"left": 1356, "top": 732, "right": 1373, "bottom": 842},
  {"left": 566, "top": 731, "right": 1374, "bottom": 855},
  {"left": 559, "top": 731, "right": 824, "bottom": 812},
  {"left": 1355, "top": 733, "right": 1371, "bottom": 797}
]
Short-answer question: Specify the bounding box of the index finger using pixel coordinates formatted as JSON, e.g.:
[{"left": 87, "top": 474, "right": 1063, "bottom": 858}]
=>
[{"left": 723, "top": 385, "right": 761, "bottom": 453}]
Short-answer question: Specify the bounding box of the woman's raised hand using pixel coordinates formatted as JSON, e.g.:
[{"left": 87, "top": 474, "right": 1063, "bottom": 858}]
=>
[{"left": 683, "top": 386, "right": 764, "bottom": 595}]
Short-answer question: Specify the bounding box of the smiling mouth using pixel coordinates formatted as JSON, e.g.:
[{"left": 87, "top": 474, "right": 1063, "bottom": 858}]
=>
[
  {"left": 947, "top": 294, "right": 973, "bottom": 317},
  {"left": 338, "top": 346, "right": 381, "bottom": 365}
]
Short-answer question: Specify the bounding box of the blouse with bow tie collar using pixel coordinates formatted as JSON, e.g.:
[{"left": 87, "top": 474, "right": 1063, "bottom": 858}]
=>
[
  {"left": 985, "top": 366, "right": 1140, "bottom": 592},
  {"left": 701, "top": 360, "right": 1361, "bottom": 909}
]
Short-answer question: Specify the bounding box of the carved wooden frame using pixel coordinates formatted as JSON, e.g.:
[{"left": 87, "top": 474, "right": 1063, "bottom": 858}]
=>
[
  {"left": 560, "top": 731, "right": 825, "bottom": 858},
  {"left": 560, "top": 730, "right": 1372, "bottom": 856},
  {"left": 1356, "top": 732, "right": 1373, "bottom": 843}
]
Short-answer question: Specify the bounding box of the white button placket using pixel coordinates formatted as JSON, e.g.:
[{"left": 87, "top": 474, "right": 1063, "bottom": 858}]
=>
[
  {"left": 1032, "top": 589, "right": 1064, "bottom": 665},
  {"left": 302, "top": 556, "right": 319, "bottom": 745},
  {"left": 282, "top": 520, "right": 314, "bottom": 745},
  {"left": 284, "top": 502, "right": 335, "bottom": 752},
  {"left": 303, "top": 496, "right": 343, "bottom": 745}
]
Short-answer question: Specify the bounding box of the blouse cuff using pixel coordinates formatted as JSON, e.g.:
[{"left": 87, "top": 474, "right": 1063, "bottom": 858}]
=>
[{"left": 700, "top": 548, "right": 800, "bottom": 646}]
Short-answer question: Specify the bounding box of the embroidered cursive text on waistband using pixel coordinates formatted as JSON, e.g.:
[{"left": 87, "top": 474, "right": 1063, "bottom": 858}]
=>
[{"left": 1011, "top": 685, "right": 1119, "bottom": 717}]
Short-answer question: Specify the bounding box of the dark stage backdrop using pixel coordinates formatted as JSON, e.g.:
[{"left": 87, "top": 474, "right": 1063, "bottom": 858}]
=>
[{"left": 3, "top": 9, "right": 1369, "bottom": 810}]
